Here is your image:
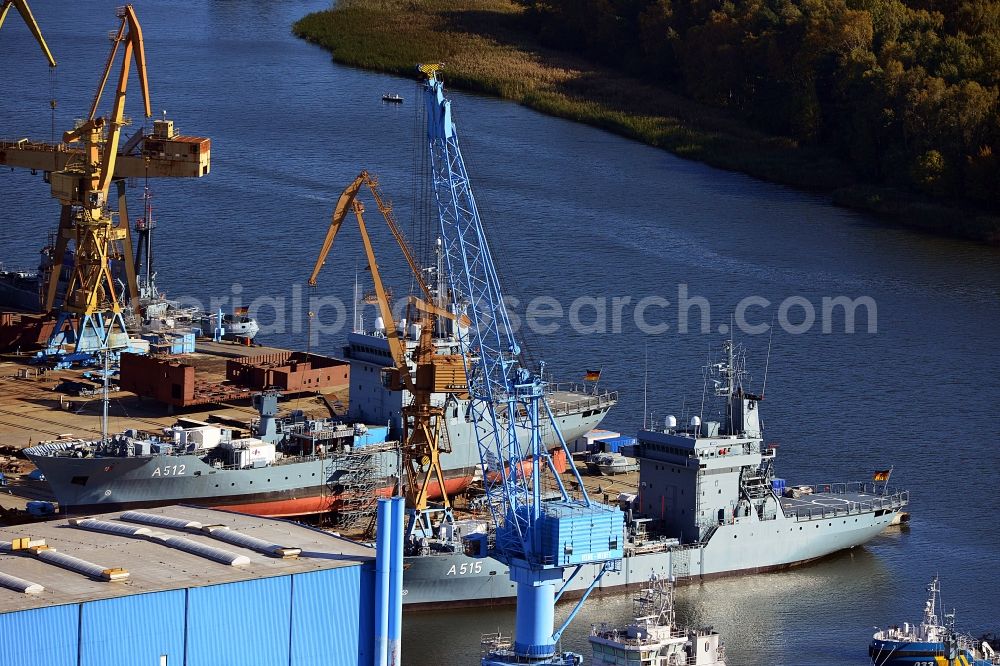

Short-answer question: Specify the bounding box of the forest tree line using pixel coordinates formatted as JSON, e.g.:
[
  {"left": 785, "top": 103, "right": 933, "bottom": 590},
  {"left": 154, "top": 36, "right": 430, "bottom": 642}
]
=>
[{"left": 515, "top": 0, "right": 1000, "bottom": 208}]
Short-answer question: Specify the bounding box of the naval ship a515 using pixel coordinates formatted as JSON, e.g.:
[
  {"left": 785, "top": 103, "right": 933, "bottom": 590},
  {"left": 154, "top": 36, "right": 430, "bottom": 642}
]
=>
[{"left": 399, "top": 340, "right": 910, "bottom": 609}]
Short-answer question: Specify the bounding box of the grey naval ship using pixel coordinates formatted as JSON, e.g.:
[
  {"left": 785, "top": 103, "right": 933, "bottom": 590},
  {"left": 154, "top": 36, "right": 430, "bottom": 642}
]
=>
[
  {"left": 23, "top": 317, "right": 615, "bottom": 516},
  {"left": 399, "top": 340, "right": 909, "bottom": 609}
]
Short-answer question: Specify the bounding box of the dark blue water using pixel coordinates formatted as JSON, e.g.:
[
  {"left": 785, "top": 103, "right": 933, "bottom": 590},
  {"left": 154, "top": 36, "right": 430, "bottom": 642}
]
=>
[{"left": 2, "top": 3, "right": 998, "bottom": 664}]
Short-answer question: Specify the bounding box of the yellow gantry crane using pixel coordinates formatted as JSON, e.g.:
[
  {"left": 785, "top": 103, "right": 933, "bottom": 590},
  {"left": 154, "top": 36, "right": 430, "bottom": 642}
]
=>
[
  {"left": 310, "top": 171, "right": 469, "bottom": 537},
  {"left": 45, "top": 4, "right": 150, "bottom": 352},
  {"left": 1, "top": 3, "right": 211, "bottom": 345},
  {"left": 0, "top": 0, "right": 56, "bottom": 67},
  {"left": 0, "top": 4, "right": 211, "bottom": 355}
]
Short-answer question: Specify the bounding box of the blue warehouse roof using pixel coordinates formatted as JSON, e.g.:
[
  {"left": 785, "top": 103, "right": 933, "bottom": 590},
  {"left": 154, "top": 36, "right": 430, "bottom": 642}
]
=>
[{"left": 0, "top": 505, "right": 374, "bottom": 614}]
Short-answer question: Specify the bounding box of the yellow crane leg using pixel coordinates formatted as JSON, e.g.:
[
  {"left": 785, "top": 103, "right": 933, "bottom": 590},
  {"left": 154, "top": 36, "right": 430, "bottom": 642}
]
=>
[{"left": 43, "top": 206, "right": 72, "bottom": 312}]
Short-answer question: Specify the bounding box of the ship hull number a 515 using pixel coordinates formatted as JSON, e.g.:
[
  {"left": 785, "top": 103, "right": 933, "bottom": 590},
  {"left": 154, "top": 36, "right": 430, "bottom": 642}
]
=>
[{"left": 446, "top": 562, "right": 483, "bottom": 576}]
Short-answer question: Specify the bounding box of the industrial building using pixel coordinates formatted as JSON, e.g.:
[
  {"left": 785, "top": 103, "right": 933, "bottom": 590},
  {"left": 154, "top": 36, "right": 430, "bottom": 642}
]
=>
[
  {"left": 0, "top": 501, "right": 404, "bottom": 666},
  {"left": 226, "top": 351, "right": 350, "bottom": 393}
]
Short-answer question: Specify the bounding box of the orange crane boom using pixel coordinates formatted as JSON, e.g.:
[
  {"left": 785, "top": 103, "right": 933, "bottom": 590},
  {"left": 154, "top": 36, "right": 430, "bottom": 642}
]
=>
[
  {"left": 309, "top": 170, "right": 432, "bottom": 304},
  {"left": 1, "top": 6, "right": 208, "bottom": 182},
  {"left": 0, "top": 0, "right": 56, "bottom": 67},
  {"left": 309, "top": 172, "right": 468, "bottom": 531}
]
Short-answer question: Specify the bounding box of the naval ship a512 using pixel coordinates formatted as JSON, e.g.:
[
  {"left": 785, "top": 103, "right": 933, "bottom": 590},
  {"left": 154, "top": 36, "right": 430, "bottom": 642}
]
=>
[{"left": 23, "top": 316, "right": 616, "bottom": 517}]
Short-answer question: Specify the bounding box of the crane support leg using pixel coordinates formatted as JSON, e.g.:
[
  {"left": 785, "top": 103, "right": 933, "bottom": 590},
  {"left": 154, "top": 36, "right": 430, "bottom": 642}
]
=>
[
  {"left": 44, "top": 205, "right": 72, "bottom": 312},
  {"left": 552, "top": 562, "right": 613, "bottom": 643},
  {"left": 115, "top": 180, "right": 140, "bottom": 304},
  {"left": 494, "top": 563, "right": 563, "bottom": 662}
]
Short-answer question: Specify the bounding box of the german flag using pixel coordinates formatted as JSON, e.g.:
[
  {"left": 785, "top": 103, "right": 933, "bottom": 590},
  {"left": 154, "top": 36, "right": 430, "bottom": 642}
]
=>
[
  {"left": 584, "top": 369, "right": 601, "bottom": 382},
  {"left": 872, "top": 469, "right": 892, "bottom": 482}
]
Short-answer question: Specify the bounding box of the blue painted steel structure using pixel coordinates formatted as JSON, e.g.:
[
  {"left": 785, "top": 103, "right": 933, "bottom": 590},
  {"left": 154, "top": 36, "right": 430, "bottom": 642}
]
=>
[
  {"left": 188, "top": 576, "right": 293, "bottom": 666},
  {"left": 419, "top": 64, "right": 624, "bottom": 665},
  {"left": 374, "top": 496, "right": 404, "bottom": 666}
]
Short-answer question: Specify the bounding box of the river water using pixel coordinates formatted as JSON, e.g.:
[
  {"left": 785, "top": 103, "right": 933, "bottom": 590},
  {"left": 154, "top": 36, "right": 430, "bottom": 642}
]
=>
[{"left": 2, "top": 2, "right": 998, "bottom": 664}]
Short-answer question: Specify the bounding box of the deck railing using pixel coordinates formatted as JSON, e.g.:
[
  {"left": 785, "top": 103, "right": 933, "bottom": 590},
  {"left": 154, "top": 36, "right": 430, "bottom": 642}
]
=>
[
  {"left": 788, "top": 482, "right": 909, "bottom": 521},
  {"left": 544, "top": 384, "right": 618, "bottom": 415}
]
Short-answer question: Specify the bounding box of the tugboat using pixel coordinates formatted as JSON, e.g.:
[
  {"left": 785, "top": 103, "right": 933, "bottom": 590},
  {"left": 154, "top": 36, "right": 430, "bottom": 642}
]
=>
[
  {"left": 590, "top": 575, "right": 726, "bottom": 665},
  {"left": 870, "top": 576, "right": 999, "bottom": 666}
]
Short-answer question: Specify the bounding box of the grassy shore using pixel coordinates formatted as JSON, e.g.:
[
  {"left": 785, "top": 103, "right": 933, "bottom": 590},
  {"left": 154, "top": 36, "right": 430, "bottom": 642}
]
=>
[{"left": 293, "top": 0, "right": 1000, "bottom": 244}]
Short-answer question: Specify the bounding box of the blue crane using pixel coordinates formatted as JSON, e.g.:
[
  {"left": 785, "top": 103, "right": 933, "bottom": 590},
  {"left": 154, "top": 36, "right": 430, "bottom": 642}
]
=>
[{"left": 418, "top": 63, "right": 624, "bottom": 666}]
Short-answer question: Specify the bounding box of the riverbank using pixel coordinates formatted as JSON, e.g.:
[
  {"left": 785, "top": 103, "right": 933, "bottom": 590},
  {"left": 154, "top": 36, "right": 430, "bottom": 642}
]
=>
[{"left": 293, "top": 0, "right": 1000, "bottom": 245}]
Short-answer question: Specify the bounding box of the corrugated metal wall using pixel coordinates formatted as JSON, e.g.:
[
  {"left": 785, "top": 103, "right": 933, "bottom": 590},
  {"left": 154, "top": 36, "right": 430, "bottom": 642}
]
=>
[
  {"left": 0, "top": 562, "right": 376, "bottom": 666},
  {"left": 290, "top": 568, "right": 359, "bottom": 666},
  {"left": 358, "top": 564, "right": 375, "bottom": 666},
  {"left": 80, "top": 590, "right": 186, "bottom": 666},
  {"left": 0, "top": 605, "right": 78, "bottom": 666},
  {"left": 187, "top": 576, "right": 291, "bottom": 666}
]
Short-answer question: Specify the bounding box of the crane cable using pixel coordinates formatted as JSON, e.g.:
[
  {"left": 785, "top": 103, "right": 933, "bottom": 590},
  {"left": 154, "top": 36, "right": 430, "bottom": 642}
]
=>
[{"left": 48, "top": 65, "right": 56, "bottom": 144}]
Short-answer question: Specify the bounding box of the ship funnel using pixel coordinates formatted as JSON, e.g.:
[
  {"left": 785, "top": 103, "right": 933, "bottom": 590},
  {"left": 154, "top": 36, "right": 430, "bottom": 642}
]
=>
[{"left": 253, "top": 391, "right": 280, "bottom": 443}]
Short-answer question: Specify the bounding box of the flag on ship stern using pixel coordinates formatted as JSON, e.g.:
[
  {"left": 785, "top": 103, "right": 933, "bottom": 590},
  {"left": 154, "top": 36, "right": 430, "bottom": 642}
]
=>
[
  {"left": 872, "top": 468, "right": 892, "bottom": 482},
  {"left": 584, "top": 369, "right": 601, "bottom": 382}
]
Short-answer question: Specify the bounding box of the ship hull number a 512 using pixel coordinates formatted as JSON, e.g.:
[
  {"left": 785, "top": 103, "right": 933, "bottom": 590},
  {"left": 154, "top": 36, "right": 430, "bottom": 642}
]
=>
[{"left": 152, "top": 465, "right": 186, "bottom": 477}]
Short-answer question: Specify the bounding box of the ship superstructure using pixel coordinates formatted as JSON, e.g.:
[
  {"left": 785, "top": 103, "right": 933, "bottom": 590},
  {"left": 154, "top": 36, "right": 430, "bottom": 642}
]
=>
[
  {"left": 590, "top": 575, "right": 726, "bottom": 666},
  {"left": 342, "top": 236, "right": 618, "bottom": 500}
]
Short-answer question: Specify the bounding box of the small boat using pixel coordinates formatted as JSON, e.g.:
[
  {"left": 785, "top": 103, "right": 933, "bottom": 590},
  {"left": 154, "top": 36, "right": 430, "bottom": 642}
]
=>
[
  {"left": 590, "top": 574, "right": 726, "bottom": 665},
  {"left": 870, "top": 576, "right": 999, "bottom": 666},
  {"left": 381, "top": 93, "right": 403, "bottom": 103},
  {"left": 587, "top": 452, "right": 639, "bottom": 475}
]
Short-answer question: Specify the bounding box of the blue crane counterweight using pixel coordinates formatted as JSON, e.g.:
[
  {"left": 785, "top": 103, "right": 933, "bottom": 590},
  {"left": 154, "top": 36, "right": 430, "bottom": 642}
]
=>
[{"left": 419, "top": 63, "right": 624, "bottom": 665}]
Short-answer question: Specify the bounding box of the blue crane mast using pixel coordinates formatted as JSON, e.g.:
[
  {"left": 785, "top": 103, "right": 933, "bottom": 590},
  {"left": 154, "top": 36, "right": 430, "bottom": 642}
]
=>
[{"left": 418, "top": 63, "right": 624, "bottom": 666}]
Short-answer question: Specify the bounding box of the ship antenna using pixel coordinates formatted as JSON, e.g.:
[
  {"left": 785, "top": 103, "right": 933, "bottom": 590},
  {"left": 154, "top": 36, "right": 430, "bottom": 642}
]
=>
[
  {"left": 642, "top": 342, "right": 649, "bottom": 430},
  {"left": 699, "top": 345, "right": 710, "bottom": 424},
  {"left": 353, "top": 261, "right": 360, "bottom": 333},
  {"left": 761, "top": 315, "right": 775, "bottom": 398},
  {"left": 101, "top": 348, "right": 110, "bottom": 443}
]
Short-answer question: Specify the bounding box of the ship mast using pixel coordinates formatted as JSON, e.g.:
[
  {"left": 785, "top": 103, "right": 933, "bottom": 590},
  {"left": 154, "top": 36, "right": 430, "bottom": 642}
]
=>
[{"left": 101, "top": 348, "right": 110, "bottom": 443}]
